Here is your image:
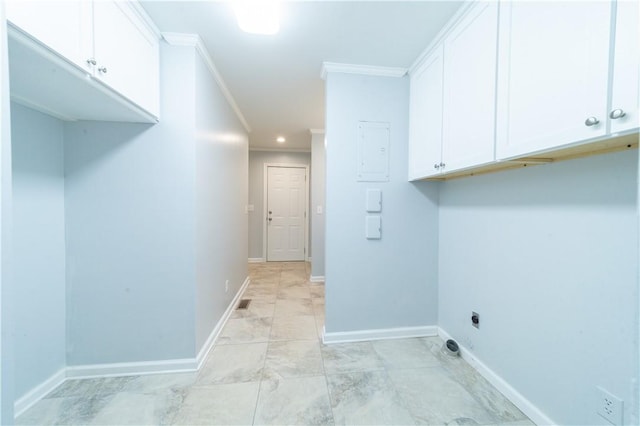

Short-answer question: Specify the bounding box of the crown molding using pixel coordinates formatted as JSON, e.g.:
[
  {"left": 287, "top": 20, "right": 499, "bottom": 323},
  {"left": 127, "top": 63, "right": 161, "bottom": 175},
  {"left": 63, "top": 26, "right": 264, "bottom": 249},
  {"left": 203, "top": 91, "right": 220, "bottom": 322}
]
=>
[
  {"left": 162, "top": 32, "right": 251, "bottom": 133},
  {"left": 249, "top": 146, "right": 311, "bottom": 153},
  {"left": 129, "top": 1, "right": 162, "bottom": 38},
  {"left": 409, "top": 1, "right": 474, "bottom": 74},
  {"left": 320, "top": 62, "right": 407, "bottom": 80},
  {"left": 309, "top": 128, "right": 325, "bottom": 135}
]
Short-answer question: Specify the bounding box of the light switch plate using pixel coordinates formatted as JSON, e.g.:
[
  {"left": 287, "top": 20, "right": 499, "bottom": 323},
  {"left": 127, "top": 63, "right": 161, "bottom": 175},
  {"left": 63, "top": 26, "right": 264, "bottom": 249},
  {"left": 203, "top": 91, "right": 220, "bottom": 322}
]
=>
[
  {"left": 366, "top": 189, "right": 382, "bottom": 212},
  {"left": 366, "top": 216, "right": 381, "bottom": 239}
]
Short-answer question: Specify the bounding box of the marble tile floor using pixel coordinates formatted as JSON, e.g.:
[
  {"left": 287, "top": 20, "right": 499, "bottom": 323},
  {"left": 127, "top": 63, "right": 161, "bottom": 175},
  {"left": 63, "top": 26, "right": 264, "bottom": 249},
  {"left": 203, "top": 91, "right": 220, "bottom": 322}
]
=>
[{"left": 17, "top": 261, "right": 535, "bottom": 426}]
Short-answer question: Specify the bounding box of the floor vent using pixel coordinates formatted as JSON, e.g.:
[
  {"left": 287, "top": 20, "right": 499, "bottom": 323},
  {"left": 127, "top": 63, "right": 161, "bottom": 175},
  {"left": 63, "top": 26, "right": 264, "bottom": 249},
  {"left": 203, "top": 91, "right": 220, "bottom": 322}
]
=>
[{"left": 237, "top": 299, "right": 251, "bottom": 310}]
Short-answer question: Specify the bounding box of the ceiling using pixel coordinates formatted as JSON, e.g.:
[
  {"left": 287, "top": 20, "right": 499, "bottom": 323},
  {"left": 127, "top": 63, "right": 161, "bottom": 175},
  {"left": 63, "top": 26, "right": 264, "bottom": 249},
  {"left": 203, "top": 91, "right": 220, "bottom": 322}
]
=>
[{"left": 140, "top": 1, "right": 463, "bottom": 151}]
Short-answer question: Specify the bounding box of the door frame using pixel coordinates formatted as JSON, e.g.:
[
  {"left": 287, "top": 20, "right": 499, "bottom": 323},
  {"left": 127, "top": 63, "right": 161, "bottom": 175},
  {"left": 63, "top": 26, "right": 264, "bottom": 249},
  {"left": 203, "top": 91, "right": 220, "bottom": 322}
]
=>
[{"left": 263, "top": 163, "right": 310, "bottom": 262}]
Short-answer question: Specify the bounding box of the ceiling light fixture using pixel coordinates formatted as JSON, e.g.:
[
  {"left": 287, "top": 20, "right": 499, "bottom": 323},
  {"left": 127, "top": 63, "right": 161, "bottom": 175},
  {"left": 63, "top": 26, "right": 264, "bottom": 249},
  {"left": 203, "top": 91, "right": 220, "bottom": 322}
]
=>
[
  {"left": 233, "top": 1, "right": 280, "bottom": 35},
  {"left": 276, "top": 136, "right": 286, "bottom": 143}
]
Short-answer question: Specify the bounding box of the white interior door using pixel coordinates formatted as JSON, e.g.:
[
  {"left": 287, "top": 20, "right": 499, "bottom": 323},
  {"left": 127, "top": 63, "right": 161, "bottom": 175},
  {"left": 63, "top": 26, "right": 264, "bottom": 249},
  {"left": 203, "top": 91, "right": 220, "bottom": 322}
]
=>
[{"left": 266, "top": 166, "right": 307, "bottom": 262}]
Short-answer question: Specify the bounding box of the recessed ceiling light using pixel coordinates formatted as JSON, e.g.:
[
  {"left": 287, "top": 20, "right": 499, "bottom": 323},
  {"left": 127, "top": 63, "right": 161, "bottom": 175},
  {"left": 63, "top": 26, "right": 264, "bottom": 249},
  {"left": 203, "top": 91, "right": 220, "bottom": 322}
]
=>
[
  {"left": 233, "top": 1, "right": 280, "bottom": 35},
  {"left": 276, "top": 136, "right": 286, "bottom": 143}
]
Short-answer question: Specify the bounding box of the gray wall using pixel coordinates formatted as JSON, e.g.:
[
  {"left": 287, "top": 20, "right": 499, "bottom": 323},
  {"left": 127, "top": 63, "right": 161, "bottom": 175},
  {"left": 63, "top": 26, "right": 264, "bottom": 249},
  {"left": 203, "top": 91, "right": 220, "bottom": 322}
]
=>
[
  {"left": 248, "top": 150, "right": 311, "bottom": 260},
  {"left": 310, "top": 132, "right": 325, "bottom": 278},
  {"left": 11, "top": 103, "right": 66, "bottom": 399},
  {"left": 194, "top": 51, "right": 248, "bottom": 352},
  {"left": 64, "top": 44, "right": 198, "bottom": 365},
  {"left": 0, "top": 3, "right": 15, "bottom": 420},
  {"left": 64, "top": 42, "right": 249, "bottom": 366},
  {"left": 324, "top": 72, "right": 440, "bottom": 332},
  {"left": 438, "top": 150, "right": 638, "bottom": 424}
]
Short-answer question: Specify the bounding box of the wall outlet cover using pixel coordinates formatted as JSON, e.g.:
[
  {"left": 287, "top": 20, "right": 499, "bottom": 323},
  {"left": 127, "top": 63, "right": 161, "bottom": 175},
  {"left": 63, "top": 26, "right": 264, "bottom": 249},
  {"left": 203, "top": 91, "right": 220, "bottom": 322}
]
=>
[{"left": 596, "top": 386, "right": 623, "bottom": 425}]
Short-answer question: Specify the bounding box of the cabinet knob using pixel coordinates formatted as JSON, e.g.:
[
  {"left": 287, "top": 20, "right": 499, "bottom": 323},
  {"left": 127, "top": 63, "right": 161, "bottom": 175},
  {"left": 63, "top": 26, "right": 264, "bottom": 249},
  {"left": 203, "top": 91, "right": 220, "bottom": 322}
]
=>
[
  {"left": 98, "top": 66, "right": 108, "bottom": 74},
  {"left": 86, "top": 58, "right": 97, "bottom": 66},
  {"left": 584, "top": 116, "right": 600, "bottom": 127},
  {"left": 434, "top": 164, "right": 440, "bottom": 169},
  {"left": 609, "top": 109, "right": 626, "bottom": 120},
  {"left": 440, "top": 162, "right": 446, "bottom": 169}
]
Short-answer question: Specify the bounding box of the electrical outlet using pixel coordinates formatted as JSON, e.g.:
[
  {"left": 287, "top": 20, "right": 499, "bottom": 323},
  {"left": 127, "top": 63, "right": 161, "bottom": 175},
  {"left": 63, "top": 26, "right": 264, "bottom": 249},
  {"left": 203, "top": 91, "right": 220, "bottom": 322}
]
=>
[
  {"left": 225, "top": 280, "right": 229, "bottom": 293},
  {"left": 597, "top": 387, "right": 623, "bottom": 425},
  {"left": 471, "top": 311, "right": 480, "bottom": 329}
]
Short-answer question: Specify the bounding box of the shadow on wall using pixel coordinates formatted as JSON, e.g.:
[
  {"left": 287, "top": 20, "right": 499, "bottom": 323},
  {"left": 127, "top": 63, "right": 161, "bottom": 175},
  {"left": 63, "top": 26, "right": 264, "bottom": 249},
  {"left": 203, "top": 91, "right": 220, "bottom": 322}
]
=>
[
  {"left": 439, "top": 151, "right": 638, "bottom": 208},
  {"left": 64, "top": 122, "right": 154, "bottom": 177}
]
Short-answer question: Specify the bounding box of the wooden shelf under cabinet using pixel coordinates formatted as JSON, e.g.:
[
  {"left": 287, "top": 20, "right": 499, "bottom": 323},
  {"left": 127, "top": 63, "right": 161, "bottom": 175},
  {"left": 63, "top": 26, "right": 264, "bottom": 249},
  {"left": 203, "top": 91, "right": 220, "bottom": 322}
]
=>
[{"left": 419, "top": 133, "right": 639, "bottom": 181}]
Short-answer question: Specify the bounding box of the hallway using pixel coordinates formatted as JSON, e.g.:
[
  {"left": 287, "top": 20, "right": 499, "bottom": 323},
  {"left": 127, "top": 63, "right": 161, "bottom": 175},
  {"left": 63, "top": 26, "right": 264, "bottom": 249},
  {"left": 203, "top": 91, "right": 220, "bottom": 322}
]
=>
[{"left": 17, "top": 262, "right": 533, "bottom": 425}]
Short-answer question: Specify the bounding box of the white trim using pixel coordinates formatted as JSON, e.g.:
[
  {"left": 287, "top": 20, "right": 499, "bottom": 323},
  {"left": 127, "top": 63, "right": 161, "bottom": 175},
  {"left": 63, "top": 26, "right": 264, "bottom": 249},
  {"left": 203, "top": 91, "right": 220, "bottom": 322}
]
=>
[
  {"left": 249, "top": 146, "right": 311, "bottom": 153},
  {"left": 309, "top": 129, "right": 325, "bottom": 135},
  {"left": 321, "top": 62, "right": 407, "bottom": 80},
  {"left": 309, "top": 275, "right": 325, "bottom": 283},
  {"left": 248, "top": 257, "right": 265, "bottom": 263},
  {"left": 162, "top": 32, "right": 251, "bottom": 133},
  {"left": 14, "top": 368, "right": 66, "bottom": 417},
  {"left": 437, "top": 327, "right": 556, "bottom": 426},
  {"left": 195, "top": 276, "right": 250, "bottom": 369},
  {"left": 322, "top": 325, "right": 438, "bottom": 344},
  {"left": 129, "top": 1, "right": 162, "bottom": 38},
  {"left": 263, "top": 164, "right": 310, "bottom": 263},
  {"left": 13, "top": 277, "right": 251, "bottom": 419},
  {"left": 65, "top": 358, "right": 197, "bottom": 380}
]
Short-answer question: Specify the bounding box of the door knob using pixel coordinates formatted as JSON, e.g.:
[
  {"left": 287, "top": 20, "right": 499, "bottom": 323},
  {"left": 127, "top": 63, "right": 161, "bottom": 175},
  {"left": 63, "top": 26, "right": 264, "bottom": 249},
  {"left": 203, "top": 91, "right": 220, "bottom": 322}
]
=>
[
  {"left": 609, "top": 109, "right": 626, "bottom": 120},
  {"left": 269, "top": 211, "right": 272, "bottom": 214},
  {"left": 584, "top": 116, "right": 600, "bottom": 126},
  {"left": 268, "top": 218, "right": 272, "bottom": 222}
]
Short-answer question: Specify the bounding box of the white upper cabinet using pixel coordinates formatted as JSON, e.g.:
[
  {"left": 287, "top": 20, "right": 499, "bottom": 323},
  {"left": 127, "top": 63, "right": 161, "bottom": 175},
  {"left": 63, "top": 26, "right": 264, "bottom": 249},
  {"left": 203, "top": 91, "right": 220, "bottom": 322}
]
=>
[
  {"left": 408, "top": 45, "right": 444, "bottom": 180},
  {"left": 610, "top": 0, "right": 639, "bottom": 134},
  {"left": 92, "top": 1, "right": 160, "bottom": 117},
  {"left": 5, "top": 1, "right": 92, "bottom": 71},
  {"left": 495, "top": 1, "right": 611, "bottom": 159},
  {"left": 441, "top": 2, "right": 498, "bottom": 172},
  {"left": 6, "top": 0, "right": 159, "bottom": 122}
]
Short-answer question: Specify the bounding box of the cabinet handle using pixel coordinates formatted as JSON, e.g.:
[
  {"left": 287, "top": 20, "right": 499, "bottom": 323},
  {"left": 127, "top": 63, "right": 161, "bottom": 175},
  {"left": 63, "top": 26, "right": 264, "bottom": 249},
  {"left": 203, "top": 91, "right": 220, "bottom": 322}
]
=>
[
  {"left": 609, "top": 109, "right": 626, "bottom": 120},
  {"left": 86, "top": 58, "right": 96, "bottom": 66},
  {"left": 98, "top": 66, "right": 108, "bottom": 74},
  {"left": 584, "top": 117, "right": 600, "bottom": 127}
]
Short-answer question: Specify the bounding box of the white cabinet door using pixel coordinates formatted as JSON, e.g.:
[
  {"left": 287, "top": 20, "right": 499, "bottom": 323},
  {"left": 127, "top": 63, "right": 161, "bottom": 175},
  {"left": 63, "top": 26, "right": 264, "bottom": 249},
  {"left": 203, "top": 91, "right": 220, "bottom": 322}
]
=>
[
  {"left": 610, "top": 0, "right": 639, "bottom": 134},
  {"left": 496, "top": 1, "right": 611, "bottom": 159},
  {"left": 408, "top": 45, "right": 444, "bottom": 180},
  {"left": 441, "top": 2, "right": 498, "bottom": 173},
  {"left": 6, "top": 1, "right": 92, "bottom": 71},
  {"left": 93, "top": 1, "right": 160, "bottom": 116}
]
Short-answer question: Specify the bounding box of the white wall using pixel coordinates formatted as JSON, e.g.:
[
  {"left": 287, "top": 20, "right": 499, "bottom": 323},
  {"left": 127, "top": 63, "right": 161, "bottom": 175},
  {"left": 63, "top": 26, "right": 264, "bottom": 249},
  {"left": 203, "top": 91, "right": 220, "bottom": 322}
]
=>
[
  {"left": 0, "top": 2, "right": 15, "bottom": 421},
  {"left": 324, "top": 72, "right": 439, "bottom": 333},
  {"left": 11, "top": 103, "right": 66, "bottom": 400},
  {"left": 438, "top": 150, "right": 638, "bottom": 425},
  {"left": 247, "top": 150, "right": 311, "bottom": 260},
  {"left": 311, "top": 131, "right": 325, "bottom": 278},
  {"left": 194, "top": 50, "right": 248, "bottom": 352}
]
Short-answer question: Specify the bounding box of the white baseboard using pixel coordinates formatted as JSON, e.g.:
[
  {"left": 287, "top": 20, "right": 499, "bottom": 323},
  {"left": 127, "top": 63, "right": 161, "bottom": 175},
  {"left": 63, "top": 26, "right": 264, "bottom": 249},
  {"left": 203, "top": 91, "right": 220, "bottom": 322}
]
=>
[
  {"left": 66, "top": 358, "right": 197, "bottom": 380},
  {"left": 15, "top": 276, "right": 252, "bottom": 420},
  {"left": 309, "top": 275, "right": 325, "bottom": 283},
  {"left": 322, "top": 325, "right": 438, "bottom": 344},
  {"left": 14, "top": 368, "right": 66, "bottom": 417},
  {"left": 195, "top": 276, "right": 250, "bottom": 369},
  {"left": 248, "top": 258, "right": 265, "bottom": 263},
  {"left": 437, "top": 327, "right": 554, "bottom": 426}
]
